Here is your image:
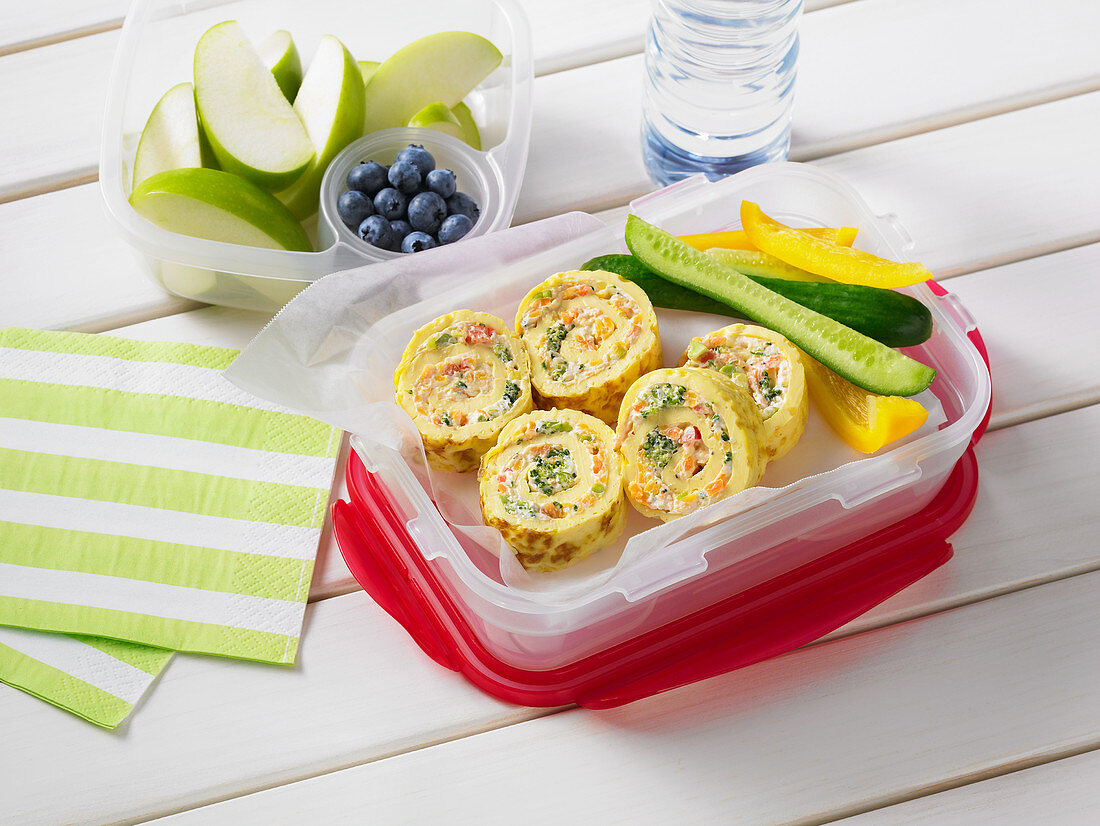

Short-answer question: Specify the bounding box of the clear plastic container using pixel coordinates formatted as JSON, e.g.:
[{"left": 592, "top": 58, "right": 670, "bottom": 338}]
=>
[
  {"left": 642, "top": 0, "right": 803, "bottom": 185},
  {"left": 99, "top": 0, "right": 533, "bottom": 312},
  {"left": 336, "top": 163, "right": 991, "bottom": 672}
]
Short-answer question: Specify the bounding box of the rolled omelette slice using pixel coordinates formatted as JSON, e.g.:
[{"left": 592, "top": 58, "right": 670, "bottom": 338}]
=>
[
  {"left": 394, "top": 310, "right": 533, "bottom": 472},
  {"left": 680, "top": 323, "right": 808, "bottom": 462},
  {"left": 515, "top": 269, "right": 662, "bottom": 424},
  {"left": 479, "top": 408, "right": 626, "bottom": 572},
  {"left": 616, "top": 367, "right": 767, "bottom": 522}
]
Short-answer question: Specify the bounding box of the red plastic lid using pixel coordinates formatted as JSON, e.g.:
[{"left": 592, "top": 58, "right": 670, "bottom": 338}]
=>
[{"left": 335, "top": 284, "right": 992, "bottom": 707}]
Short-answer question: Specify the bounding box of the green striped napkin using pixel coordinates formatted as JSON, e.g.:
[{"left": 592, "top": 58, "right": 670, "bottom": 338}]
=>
[
  {"left": 0, "top": 328, "right": 341, "bottom": 725},
  {"left": 0, "top": 626, "right": 172, "bottom": 728}
]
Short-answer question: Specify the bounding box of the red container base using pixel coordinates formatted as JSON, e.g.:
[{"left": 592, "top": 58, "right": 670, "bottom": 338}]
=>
[{"left": 335, "top": 445, "right": 979, "bottom": 709}]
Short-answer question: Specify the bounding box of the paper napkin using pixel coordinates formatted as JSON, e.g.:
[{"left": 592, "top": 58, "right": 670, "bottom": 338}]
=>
[
  {"left": 0, "top": 626, "right": 171, "bottom": 728},
  {"left": 0, "top": 327, "right": 341, "bottom": 724}
]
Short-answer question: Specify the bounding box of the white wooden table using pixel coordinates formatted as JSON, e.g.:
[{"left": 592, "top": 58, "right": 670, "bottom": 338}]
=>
[{"left": 3, "top": 1, "right": 1100, "bottom": 823}]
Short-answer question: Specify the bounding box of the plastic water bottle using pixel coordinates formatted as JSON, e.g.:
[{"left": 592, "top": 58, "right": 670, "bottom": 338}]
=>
[{"left": 642, "top": 0, "right": 804, "bottom": 186}]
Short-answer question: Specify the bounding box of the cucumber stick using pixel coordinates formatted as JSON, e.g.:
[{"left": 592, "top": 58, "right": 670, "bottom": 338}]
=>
[
  {"left": 581, "top": 253, "right": 933, "bottom": 348},
  {"left": 624, "top": 215, "right": 936, "bottom": 396}
]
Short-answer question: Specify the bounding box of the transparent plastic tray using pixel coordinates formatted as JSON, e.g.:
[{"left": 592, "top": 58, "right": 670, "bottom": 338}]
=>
[
  {"left": 100, "top": 0, "right": 533, "bottom": 311},
  {"left": 231, "top": 163, "right": 992, "bottom": 672}
]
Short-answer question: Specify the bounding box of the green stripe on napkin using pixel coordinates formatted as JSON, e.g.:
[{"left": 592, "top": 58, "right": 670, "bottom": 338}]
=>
[
  {"left": 0, "top": 598, "right": 300, "bottom": 664},
  {"left": 0, "top": 326, "right": 239, "bottom": 369},
  {"left": 2, "top": 523, "right": 311, "bottom": 601},
  {"left": 1, "top": 449, "right": 328, "bottom": 528},
  {"left": 0, "top": 380, "right": 338, "bottom": 457}
]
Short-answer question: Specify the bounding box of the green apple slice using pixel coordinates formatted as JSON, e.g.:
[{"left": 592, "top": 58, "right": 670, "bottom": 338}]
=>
[
  {"left": 130, "top": 168, "right": 311, "bottom": 251},
  {"left": 277, "top": 35, "right": 365, "bottom": 219},
  {"left": 407, "top": 101, "right": 464, "bottom": 140},
  {"left": 363, "top": 31, "right": 502, "bottom": 133},
  {"left": 451, "top": 101, "right": 482, "bottom": 150},
  {"left": 258, "top": 30, "right": 303, "bottom": 102},
  {"left": 358, "top": 60, "right": 381, "bottom": 87},
  {"left": 132, "top": 83, "right": 203, "bottom": 191},
  {"left": 194, "top": 20, "right": 314, "bottom": 191}
]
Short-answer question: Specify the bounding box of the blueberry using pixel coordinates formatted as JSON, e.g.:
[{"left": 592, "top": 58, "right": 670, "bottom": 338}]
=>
[
  {"left": 407, "top": 191, "right": 447, "bottom": 235},
  {"left": 396, "top": 144, "right": 436, "bottom": 176},
  {"left": 390, "top": 219, "right": 413, "bottom": 243},
  {"left": 337, "top": 190, "right": 374, "bottom": 229},
  {"left": 425, "top": 169, "right": 456, "bottom": 199},
  {"left": 387, "top": 160, "right": 421, "bottom": 195},
  {"left": 402, "top": 231, "right": 439, "bottom": 253},
  {"left": 346, "top": 161, "right": 388, "bottom": 196},
  {"left": 445, "top": 192, "right": 480, "bottom": 223},
  {"left": 373, "top": 187, "right": 407, "bottom": 220},
  {"left": 438, "top": 214, "right": 473, "bottom": 244},
  {"left": 359, "top": 215, "right": 395, "bottom": 250}
]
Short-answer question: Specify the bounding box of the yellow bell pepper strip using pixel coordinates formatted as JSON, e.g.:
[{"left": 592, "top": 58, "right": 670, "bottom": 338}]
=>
[
  {"left": 834, "top": 225, "right": 859, "bottom": 247},
  {"left": 741, "top": 201, "right": 934, "bottom": 289},
  {"left": 679, "top": 226, "right": 858, "bottom": 252},
  {"left": 803, "top": 353, "right": 929, "bottom": 453}
]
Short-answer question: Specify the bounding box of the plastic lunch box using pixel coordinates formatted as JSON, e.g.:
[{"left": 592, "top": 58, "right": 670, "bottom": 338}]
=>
[
  {"left": 99, "top": 0, "right": 533, "bottom": 312},
  {"left": 331, "top": 163, "right": 993, "bottom": 707}
]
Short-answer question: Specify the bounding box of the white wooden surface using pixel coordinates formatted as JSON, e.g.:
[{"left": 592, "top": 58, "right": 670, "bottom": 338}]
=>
[
  {"left": 2, "top": 403, "right": 1097, "bottom": 824},
  {"left": 835, "top": 749, "right": 1100, "bottom": 825},
  {"left": 0, "top": 0, "right": 126, "bottom": 55},
  {"left": 155, "top": 571, "right": 1100, "bottom": 825},
  {"left": 2, "top": 0, "right": 1099, "bottom": 822},
  {"left": 946, "top": 243, "right": 1100, "bottom": 430}
]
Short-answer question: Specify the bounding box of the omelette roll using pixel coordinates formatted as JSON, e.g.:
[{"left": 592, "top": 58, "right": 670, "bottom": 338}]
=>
[
  {"left": 516, "top": 270, "right": 661, "bottom": 424},
  {"left": 616, "top": 367, "right": 767, "bottom": 522},
  {"left": 479, "top": 408, "right": 626, "bottom": 572},
  {"left": 680, "top": 324, "right": 808, "bottom": 461},
  {"left": 394, "top": 310, "right": 533, "bottom": 473}
]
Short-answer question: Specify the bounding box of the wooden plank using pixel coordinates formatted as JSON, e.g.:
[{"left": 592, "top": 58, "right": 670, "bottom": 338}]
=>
[
  {"left": 5, "top": 48, "right": 1100, "bottom": 334},
  {"left": 811, "top": 94, "right": 1100, "bottom": 279},
  {"left": 5, "top": 0, "right": 1100, "bottom": 204},
  {"left": 939, "top": 244, "right": 1100, "bottom": 430},
  {"left": 0, "top": 0, "right": 649, "bottom": 67},
  {"left": 587, "top": 94, "right": 1100, "bottom": 278},
  {"left": 0, "top": 0, "right": 854, "bottom": 66},
  {"left": 528, "top": 0, "right": 862, "bottom": 75},
  {"left": 3, "top": 402, "right": 1098, "bottom": 824},
  {"left": 793, "top": 0, "right": 1100, "bottom": 158},
  {"left": 833, "top": 749, "right": 1100, "bottom": 825},
  {"left": 149, "top": 568, "right": 1100, "bottom": 825},
  {"left": 0, "top": 30, "right": 118, "bottom": 201},
  {"left": 0, "top": 183, "right": 198, "bottom": 332},
  {"left": 517, "top": 0, "right": 1100, "bottom": 224},
  {"left": 0, "top": 0, "right": 127, "bottom": 56}
]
